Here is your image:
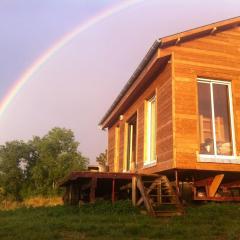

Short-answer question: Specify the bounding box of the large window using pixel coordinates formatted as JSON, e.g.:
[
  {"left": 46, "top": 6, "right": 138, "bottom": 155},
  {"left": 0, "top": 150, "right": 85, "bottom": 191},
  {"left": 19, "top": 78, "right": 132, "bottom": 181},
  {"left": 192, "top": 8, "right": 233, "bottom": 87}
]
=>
[
  {"left": 197, "top": 78, "right": 235, "bottom": 159},
  {"left": 145, "top": 95, "right": 156, "bottom": 165}
]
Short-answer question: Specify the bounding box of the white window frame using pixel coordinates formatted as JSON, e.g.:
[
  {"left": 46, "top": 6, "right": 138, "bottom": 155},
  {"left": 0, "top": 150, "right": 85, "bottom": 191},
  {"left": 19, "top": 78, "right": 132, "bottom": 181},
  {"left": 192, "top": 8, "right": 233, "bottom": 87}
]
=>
[
  {"left": 123, "top": 123, "right": 133, "bottom": 172},
  {"left": 197, "top": 77, "right": 239, "bottom": 163},
  {"left": 144, "top": 95, "right": 157, "bottom": 166}
]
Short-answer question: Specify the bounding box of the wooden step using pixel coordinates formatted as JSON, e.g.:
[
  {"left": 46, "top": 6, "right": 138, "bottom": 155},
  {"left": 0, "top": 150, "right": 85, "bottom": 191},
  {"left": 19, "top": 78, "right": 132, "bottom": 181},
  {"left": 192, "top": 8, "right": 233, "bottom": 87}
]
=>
[{"left": 137, "top": 175, "right": 183, "bottom": 217}]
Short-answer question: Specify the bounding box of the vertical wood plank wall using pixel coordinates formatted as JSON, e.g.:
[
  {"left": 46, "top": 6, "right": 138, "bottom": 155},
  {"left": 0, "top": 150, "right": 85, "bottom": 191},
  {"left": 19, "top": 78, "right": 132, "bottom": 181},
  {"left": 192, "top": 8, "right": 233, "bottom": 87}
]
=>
[
  {"left": 161, "top": 26, "right": 240, "bottom": 172},
  {"left": 107, "top": 127, "right": 115, "bottom": 171},
  {"left": 156, "top": 63, "right": 173, "bottom": 166},
  {"left": 108, "top": 26, "right": 240, "bottom": 173},
  {"left": 107, "top": 62, "right": 174, "bottom": 173}
]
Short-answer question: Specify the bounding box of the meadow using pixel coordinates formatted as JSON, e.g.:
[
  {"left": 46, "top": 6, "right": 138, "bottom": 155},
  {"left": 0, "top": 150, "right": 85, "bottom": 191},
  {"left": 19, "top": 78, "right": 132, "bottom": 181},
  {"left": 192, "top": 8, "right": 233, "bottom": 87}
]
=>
[{"left": 1, "top": 201, "right": 240, "bottom": 240}]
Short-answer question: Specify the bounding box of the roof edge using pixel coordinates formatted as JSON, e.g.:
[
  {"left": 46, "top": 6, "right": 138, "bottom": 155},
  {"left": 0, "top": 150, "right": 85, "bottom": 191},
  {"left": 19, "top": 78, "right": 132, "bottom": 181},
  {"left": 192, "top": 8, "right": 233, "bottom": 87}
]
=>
[
  {"left": 159, "top": 16, "right": 240, "bottom": 48},
  {"left": 99, "top": 16, "right": 240, "bottom": 128},
  {"left": 99, "top": 39, "right": 161, "bottom": 128}
]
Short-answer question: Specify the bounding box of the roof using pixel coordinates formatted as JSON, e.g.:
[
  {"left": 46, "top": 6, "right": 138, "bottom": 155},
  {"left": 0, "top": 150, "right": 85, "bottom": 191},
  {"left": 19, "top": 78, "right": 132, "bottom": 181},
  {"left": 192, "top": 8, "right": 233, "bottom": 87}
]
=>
[{"left": 99, "top": 16, "right": 240, "bottom": 128}]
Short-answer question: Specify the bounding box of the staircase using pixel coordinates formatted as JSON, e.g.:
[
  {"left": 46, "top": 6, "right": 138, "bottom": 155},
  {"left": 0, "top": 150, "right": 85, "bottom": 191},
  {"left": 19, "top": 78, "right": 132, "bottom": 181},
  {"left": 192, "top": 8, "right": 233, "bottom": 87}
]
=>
[{"left": 136, "top": 175, "right": 184, "bottom": 217}]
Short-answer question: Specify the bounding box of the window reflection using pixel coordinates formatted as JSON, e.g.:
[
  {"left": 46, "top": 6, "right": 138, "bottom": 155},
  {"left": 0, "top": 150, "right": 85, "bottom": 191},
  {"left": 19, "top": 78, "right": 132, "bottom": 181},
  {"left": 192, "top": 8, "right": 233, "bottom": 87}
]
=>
[
  {"left": 213, "top": 84, "right": 232, "bottom": 155},
  {"left": 198, "top": 83, "right": 214, "bottom": 155},
  {"left": 145, "top": 95, "right": 156, "bottom": 164},
  {"left": 197, "top": 80, "right": 233, "bottom": 156}
]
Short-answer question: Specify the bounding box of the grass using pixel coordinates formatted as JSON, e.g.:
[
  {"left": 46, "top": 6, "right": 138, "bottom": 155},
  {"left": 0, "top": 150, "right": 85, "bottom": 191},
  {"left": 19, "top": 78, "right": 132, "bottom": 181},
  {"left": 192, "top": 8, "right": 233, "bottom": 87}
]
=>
[
  {"left": 1, "top": 201, "right": 240, "bottom": 240},
  {"left": 0, "top": 196, "right": 63, "bottom": 210}
]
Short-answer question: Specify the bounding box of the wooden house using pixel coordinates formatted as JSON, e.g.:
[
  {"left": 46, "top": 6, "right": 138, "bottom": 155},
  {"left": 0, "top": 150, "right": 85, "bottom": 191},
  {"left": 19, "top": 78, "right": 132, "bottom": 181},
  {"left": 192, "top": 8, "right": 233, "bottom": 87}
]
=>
[
  {"left": 60, "top": 17, "right": 240, "bottom": 215},
  {"left": 99, "top": 17, "right": 240, "bottom": 187}
]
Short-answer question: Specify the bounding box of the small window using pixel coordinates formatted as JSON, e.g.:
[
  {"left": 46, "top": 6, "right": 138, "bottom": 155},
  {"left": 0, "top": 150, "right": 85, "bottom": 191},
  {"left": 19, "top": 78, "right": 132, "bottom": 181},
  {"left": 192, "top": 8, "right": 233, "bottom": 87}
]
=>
[
  {"left": 197, "top": 78, "right": 236, "bottom": 158},
  {"left": 145, "top": 95, "right": 157, "bottom": 165}
]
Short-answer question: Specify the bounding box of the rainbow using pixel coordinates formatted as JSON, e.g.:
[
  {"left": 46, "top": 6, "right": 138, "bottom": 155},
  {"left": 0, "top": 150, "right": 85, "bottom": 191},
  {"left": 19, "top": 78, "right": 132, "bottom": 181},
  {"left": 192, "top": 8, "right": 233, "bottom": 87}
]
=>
[{"left": 0, "top": 0, "right": 144, "bottom": 117}]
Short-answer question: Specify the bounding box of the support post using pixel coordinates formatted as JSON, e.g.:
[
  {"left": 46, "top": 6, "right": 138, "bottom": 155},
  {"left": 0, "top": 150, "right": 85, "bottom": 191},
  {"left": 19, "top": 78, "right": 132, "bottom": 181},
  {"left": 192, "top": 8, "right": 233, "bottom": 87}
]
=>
[
  {"left": 112, "top": 178, "right": 115, "bottom": 203},
  {"left": 136, "top": 176, "right": 155, "bottom": 216},
  {"left": 90, "top": 177, "right": 97, "bottom": 203},
  {"left": 132, "top": 176, "right": 137, "bottom": 206},
  {"left": 175, "top": 170, "right": 180, "bottom": 197},
  {"left": 72, "top": 183, "right": 76, "bottom": 204},
  {"left": 69, "top": 184, "right": 72, "bottom": 205},
  {"left": 64, "top": 185, "right": 70, "bottom": 204}
]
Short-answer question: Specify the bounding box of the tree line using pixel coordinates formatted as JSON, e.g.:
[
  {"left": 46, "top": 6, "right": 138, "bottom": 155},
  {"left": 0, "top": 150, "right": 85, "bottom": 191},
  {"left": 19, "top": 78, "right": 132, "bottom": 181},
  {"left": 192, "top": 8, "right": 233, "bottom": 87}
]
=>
[{"left": 0, "top": 127, "right": 88, "bottom": 201}]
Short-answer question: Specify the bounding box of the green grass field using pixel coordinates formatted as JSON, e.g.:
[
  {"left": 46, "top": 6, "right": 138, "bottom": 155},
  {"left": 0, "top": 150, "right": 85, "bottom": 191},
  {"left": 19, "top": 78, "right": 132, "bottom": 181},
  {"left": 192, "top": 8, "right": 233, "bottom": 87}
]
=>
[{"left": 0, "top": 201, "right": 240, "bottom": 240}]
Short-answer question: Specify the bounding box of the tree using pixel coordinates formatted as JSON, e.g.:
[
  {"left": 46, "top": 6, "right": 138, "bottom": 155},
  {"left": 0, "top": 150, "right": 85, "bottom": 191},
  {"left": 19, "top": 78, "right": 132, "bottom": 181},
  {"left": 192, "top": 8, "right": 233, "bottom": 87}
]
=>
[
  {"left": 0, "top": 127, "right": 89, "bottom": 200},
  {"left": 0, "top": 141, "right": 36, "bottom": 200},
  {"left": 30, "top": 127, "right": 88, "bottom": 195},
  {"left": 96, "top": 150, "right": 107, "bottom": 167}
]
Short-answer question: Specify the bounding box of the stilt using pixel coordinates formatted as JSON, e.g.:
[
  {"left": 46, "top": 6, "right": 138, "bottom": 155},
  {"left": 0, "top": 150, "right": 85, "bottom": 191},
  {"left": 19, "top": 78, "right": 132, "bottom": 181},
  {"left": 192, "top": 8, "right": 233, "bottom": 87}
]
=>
[
  {"left": 90, "top": 177, "right": 97, "bottom": 203},
  {"left": 132, "top": 176, "right": 137, "bottom": 206},
  {"left": 69, "top": 184, "right": 72, "bottom": 204},
  {"left": 175, "top": 170, "right": 180, "bottom": 197},
  {"left": 136, "top": 176, "right": 155, "bottom": 216},
  {"left": 64, "top": 184, "right": 70, "bottom": 204},
  {"left": 112, "top": 178, "right": 115, "bottom": 203}
]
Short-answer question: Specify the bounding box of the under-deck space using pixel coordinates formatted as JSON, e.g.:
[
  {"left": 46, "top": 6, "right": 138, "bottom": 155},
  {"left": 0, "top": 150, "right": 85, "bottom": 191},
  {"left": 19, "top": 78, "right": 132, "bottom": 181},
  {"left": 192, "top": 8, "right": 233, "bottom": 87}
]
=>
[{"left": 59, "top": 171, "right": 184, "bottom": 217}]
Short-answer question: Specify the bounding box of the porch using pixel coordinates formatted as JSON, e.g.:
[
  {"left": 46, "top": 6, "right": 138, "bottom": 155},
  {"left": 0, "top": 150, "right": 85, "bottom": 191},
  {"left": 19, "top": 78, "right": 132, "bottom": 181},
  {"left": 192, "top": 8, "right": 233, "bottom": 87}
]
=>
[{"left": 59, "top": 171, "right": 183, "bottom": 217}]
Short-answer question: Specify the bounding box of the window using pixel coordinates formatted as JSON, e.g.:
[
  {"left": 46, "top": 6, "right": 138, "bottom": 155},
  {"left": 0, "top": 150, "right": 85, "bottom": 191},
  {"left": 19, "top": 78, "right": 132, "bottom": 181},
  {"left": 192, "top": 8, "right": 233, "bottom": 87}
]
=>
[
  {"left": 197, "top": 78, "right": 236, "bottom": 159},
  {"left": 125, "top": 115, "right": 137, "bottom": 171},
  {"left": 145, "top": 95, "right": 156, "bottom": 165}
]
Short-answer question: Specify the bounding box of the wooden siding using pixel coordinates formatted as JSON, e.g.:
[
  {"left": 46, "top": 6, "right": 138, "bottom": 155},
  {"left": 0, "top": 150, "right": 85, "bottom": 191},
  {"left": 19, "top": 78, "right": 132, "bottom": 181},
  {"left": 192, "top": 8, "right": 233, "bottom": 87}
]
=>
[
  {"left": 107, "top": 127, "right": 115, "bottom": 171},
  {"left": 119, "top": 123, "right": 125, "bottom": 172},
  {"left": 156, "top": 63, "right": 173, "bottom": 163},
  {"left": 160, "top": 26, "right": 240, "bottom": 172},
  {"left": 107, "top": 24, "right": 240, "bottom": 174},
  {"left": 137, "top": 104, "right": 144, "bottom": 169},
  {"left": 108, "top": 122, "right": 125, "bottom": 172},
  {"left": 107, "top": 61, "right": 174, "bottom": 174}
]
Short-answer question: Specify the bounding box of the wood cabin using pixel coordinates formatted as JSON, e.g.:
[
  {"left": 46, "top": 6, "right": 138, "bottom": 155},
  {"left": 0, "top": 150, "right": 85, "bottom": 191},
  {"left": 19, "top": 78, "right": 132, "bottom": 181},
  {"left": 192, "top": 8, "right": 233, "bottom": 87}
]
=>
[
  {"left": 99, "top": 17, "right": 240, "bottom": 192},
  {"left": 60, "top": 17, "right": 240, "bottom": 215}
]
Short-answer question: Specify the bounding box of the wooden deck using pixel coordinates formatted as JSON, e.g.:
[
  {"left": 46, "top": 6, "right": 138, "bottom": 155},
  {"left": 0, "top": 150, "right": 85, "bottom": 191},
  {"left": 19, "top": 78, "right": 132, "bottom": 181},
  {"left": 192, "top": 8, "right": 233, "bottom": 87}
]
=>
[
  {"left": 59, "top": 171, "right": 136, "bottom": 186},
  {"left": 59, "top": 171, "right": 136, "bottom": 205},
  {"left": 60, "top": 169, "right": 240, "bottom": 216},
  {"left": 59, "top": 171, "right": 183, "bottom": 217}
]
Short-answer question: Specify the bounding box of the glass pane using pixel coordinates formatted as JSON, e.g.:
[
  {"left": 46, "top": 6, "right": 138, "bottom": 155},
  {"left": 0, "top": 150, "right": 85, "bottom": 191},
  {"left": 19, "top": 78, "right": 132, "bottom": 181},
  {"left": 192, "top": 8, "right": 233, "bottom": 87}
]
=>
[
  {"left": 213, "top": 84, "right": 233, "bottom": 155},
  {"left": 150, "top": 98, "right": 156, "bottom": 161},
  {"left": 198, "top": 82, "right": 214, "bottom": 154},
  {"left": 145, "top": 102, "right": 151, "bottom": 164}
]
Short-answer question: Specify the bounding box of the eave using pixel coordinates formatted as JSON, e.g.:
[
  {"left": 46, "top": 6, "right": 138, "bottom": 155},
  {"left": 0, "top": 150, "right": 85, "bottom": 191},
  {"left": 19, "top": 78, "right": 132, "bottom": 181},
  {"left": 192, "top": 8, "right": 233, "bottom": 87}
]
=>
[{"left": 100, "top": 50, "right": 171, "bottom": 129}]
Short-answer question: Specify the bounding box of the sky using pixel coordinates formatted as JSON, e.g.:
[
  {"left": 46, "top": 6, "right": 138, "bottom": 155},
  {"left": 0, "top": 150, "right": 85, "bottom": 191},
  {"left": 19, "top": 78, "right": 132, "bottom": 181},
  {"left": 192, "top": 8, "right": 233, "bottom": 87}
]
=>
[{"left": 0, "top": 0, "right": 239, "bottom": 162}]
